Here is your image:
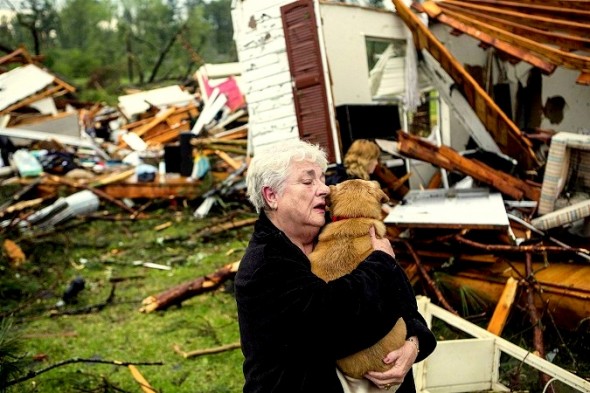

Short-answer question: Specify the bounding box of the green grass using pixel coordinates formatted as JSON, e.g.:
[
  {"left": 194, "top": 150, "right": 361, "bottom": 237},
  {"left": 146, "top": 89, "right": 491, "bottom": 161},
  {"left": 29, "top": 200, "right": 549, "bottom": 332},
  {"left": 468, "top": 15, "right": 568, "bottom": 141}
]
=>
[
  {"left": 2, "top": 190, "right": 590, "bottom": 393},
  {"left": 1, "top": 201, "right": 253, "bottom": 393}
]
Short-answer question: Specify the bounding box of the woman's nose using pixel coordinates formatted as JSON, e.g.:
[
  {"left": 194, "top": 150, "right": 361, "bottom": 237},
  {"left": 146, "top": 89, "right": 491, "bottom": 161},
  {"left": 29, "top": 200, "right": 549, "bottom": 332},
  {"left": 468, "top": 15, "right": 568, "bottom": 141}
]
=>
[{"left": 318, "top": 182, "right": 330, "bottom": 195}]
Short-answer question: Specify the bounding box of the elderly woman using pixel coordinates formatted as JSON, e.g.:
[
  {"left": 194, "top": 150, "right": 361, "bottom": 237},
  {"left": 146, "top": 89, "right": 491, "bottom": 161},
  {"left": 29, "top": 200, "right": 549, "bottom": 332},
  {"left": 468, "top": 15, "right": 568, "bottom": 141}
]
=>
[{"left": 235, "top": 139, "right": 435, "bottom": 393}]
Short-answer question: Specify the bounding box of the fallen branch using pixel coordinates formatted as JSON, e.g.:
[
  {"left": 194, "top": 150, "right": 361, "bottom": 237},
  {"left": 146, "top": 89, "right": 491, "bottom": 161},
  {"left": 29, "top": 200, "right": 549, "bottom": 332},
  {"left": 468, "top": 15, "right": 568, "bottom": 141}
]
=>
[
  {"left": 140, "top": 261, "right": 240, "bottom": 313},
  {"left": 393, "top": 238, "right": 459, "bottom": 315},
  {"left": 454, "top": 234, "right": 590, "bottom": 255},
  {"left": 5, "top": 358, "right": 163, "bottom": 388},
  {"left": 173, "top": 342, "right": 241, "bottom": 359},
  {"left": 128, "top": 364, "right": 158, "bottom": 393}
]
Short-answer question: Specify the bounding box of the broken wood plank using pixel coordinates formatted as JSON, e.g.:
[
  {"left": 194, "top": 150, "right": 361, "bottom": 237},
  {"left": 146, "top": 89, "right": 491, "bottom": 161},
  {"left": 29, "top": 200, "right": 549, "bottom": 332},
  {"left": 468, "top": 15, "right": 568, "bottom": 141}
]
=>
[
  {"left": 173, "top": 342, "right": 241, "bottom": 359},
  {"left": 100, "top": 174, "right": 213, "bottom": 200},
  {"left": 487, "top": 276, "right": 519, "bottom": 335},
  {"left": 396, "top": 131, "right": 540, "bottom": 200},
  {"left": 131, "top": 107, "right": 177, "bottom": 138},
  {"left": 128, "top": 365, "right": 157, "bottom": 393},
  {"left": 140, "top": 261, "right": 240, "bottom": 313}
]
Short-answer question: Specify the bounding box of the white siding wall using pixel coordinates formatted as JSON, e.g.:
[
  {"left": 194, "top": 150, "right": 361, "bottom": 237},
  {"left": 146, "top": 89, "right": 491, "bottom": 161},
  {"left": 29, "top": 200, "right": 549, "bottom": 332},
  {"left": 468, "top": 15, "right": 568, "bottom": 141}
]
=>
[
  {"left": 319, "top": 4, "right": 407, "bottom": 106},
  {"left": 231, "top": 0, "right": 301, "bottom": 151}
]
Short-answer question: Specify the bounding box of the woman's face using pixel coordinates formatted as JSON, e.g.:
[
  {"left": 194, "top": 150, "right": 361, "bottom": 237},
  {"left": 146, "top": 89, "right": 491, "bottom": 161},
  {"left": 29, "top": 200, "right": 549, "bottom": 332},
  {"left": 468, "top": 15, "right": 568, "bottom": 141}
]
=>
[{"left": 273, "top": 160, "right": 329, "bottom": 233}]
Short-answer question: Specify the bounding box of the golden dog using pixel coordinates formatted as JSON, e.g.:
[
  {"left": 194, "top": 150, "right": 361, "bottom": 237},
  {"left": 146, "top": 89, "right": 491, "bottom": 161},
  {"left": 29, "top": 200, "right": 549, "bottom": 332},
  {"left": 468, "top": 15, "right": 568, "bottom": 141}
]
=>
[{"left": 309, "top": 179, "right": 407, "bottom": 383}]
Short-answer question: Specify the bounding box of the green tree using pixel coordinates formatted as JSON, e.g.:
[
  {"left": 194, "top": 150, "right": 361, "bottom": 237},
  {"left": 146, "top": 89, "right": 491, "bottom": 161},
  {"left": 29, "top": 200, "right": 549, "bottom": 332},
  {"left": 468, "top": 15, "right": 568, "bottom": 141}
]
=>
[
  {"left": 202, "top": 0, "right": 236, "bottom": 63},
  {"left": 54, "top": 0, "right": 121, "bottom": 78},
  {"left": 0, "top": 0, "right": 58, "bottom": 55}
]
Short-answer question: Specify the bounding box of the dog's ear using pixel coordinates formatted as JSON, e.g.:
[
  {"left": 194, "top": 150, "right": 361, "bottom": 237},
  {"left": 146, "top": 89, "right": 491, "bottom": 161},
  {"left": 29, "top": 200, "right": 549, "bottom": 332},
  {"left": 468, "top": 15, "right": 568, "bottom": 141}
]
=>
[{"left": 369, "top": 181, "right": 390, "bottom": 203}]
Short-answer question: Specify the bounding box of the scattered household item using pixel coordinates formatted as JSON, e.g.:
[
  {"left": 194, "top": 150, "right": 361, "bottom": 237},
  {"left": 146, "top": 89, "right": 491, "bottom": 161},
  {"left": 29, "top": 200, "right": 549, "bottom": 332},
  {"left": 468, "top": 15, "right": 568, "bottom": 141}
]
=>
[
  {"left": 18, "top": 190, "right": 100, "bottom": 230},
  {"left": 12, "top": 149, "right": 43, "bottom": 177},
  {"left": 136, "top": 164, "right": 157, "bottom": 182},
  {"left": 534, "top": 132, "right": 590, "bottom": 231}
]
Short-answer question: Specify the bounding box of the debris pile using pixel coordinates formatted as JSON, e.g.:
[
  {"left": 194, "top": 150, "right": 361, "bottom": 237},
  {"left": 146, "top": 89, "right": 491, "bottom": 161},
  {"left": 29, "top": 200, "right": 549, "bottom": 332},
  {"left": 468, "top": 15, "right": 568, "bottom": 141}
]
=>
[{"left": 0, "top": 47, "right": 250, "bottom": 236}]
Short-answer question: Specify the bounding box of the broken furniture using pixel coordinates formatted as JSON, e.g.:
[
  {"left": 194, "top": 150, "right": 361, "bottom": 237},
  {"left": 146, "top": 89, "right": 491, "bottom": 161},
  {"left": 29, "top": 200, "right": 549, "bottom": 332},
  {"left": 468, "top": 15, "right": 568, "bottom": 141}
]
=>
[{"left": 532, "top": 132, "right": 590, "bottom": 231}]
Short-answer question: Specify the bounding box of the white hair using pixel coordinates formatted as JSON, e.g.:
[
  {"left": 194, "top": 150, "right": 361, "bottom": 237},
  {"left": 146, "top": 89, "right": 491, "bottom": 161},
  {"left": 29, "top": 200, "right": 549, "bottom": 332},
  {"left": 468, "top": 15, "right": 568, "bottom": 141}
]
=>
[{"left": 246, "top": 139, "right": 328, "bottom": 213}]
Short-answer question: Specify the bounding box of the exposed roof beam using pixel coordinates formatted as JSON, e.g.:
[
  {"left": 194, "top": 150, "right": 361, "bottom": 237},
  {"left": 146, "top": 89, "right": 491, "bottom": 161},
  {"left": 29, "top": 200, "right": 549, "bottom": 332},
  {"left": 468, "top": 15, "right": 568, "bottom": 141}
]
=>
[
  {"left": 435, "top": 5, "right": 590, "bottom": 53},
  {"left": 422, "top": 3, "right": 555, "bottom": 73},
  {"left": 429, "top": 2, "right": 590, "bottom": 73},
  {"left": 492, "top": 0, "right": 590, "bottom": 11},
  {"left": 439, "top": 0, "right": 590, "bottom": 36},
  {"left": 453, "top": 0, "right": 590, "bottom": 23},
  {"left": 390, "top": 0, "right": 540, "bottom": 169}
]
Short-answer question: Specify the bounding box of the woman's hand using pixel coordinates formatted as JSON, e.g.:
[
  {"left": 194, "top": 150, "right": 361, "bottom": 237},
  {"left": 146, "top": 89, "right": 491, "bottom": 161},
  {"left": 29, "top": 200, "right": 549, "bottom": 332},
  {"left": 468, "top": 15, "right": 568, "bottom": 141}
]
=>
[
  {"left": 363, "top": 338, "right": 419, "bottom": 390},
  {"left": 369, "top": 226, "right": 395, "bottom": 258}
]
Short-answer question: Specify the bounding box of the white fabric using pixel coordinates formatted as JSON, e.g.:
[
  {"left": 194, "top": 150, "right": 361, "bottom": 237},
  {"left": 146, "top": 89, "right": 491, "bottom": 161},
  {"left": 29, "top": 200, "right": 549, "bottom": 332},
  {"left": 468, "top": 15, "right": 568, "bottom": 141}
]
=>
[{"left": 336, "top": 368, "right": 399, "bottom": 393}]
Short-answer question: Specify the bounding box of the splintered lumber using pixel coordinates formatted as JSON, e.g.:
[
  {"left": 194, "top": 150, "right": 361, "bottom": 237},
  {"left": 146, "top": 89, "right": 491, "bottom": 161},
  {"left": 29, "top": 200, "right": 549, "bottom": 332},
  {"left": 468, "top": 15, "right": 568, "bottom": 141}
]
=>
[
  {"left": 373, "top": 164, "right": 410, "bottom": 199},
  {"left": 173, "top": 342, "right": 241, "bottom": 359},
  {"left": 487, "top": 277, "right": 519, "bottom": 335},
  {"left": 140, "top": 261, "right": 240, "bottom": 313},
  {"left": 128, "top": 365, "right": 157, "bottom": 393},
  {"left": 440, "top": 260, "right": 590, "bottom": 331},
  {"left": 396, "top": 130, "right": 540, "bottom": 201},
  {"left": 391, "top": 0, "right": 539, "bottom": 170}
]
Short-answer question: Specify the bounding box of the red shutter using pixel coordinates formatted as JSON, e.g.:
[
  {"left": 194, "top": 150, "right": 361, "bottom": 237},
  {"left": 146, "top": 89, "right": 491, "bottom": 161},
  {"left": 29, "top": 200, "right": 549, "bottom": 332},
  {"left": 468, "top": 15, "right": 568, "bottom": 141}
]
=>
[{"left": 281, "top": 0, "right": 336, "bottom": 162}]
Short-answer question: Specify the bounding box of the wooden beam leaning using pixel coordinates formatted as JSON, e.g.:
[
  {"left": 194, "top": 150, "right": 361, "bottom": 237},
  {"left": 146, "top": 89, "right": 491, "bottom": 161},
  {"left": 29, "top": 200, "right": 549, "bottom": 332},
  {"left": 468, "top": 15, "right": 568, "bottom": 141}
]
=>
[
  {"left": 396, "top": 131, "right": 541, "bottom": 201},
  {"left": 391, "top": 0, "right": 540, "bottom": 170}
]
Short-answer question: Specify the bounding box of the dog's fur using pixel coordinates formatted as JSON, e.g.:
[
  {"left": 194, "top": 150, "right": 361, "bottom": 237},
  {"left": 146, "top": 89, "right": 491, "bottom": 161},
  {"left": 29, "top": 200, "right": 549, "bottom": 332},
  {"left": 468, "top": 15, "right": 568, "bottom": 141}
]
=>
[{"left": 309, "top": 179, "right": 407, "bottom": 381}]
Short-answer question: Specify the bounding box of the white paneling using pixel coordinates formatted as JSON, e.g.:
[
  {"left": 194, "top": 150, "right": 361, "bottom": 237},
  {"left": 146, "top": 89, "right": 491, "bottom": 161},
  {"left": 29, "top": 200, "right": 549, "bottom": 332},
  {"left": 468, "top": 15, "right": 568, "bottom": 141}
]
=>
[
  {"left": 232, "top": 0, "right": 299, "bottom": 149},
  {"left": 0, "top": 64, "right": 54, "bottom": 111},
  {"left": 246, "top": 80, "right": 292, "bottom": 104},
  {"left": 319, "top": 3, "right": 407, "bottom": 106}
]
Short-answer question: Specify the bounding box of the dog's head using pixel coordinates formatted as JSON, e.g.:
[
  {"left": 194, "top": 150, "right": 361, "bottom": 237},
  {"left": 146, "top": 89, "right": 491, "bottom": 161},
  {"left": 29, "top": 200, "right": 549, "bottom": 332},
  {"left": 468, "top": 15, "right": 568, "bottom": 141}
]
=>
[{"left": 328, "top": 179, "right": 389, "bottom": 220}]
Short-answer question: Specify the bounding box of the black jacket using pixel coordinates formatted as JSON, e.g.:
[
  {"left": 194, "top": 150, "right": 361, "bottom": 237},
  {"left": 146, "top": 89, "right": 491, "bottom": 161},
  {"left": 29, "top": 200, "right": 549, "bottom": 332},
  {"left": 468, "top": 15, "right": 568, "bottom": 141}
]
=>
[{"left": 235, "top": 212, "right": 436, "bottom": 393}]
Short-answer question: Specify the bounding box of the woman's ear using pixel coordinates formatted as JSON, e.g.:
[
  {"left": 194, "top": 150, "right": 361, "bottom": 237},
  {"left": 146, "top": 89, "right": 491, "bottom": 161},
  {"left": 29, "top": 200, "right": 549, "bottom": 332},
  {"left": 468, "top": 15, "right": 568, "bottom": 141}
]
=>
[{"left": 262, "top": 186, "right": 278, "bottom": 210}]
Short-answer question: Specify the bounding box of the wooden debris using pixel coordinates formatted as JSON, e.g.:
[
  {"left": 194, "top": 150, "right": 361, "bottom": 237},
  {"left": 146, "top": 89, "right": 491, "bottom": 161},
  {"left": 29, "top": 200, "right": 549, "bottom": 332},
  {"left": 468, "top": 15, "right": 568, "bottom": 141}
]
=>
[
  {"left": 173, "top": 342, "right": 241, "bottom": 359},
  {"left": 396, "top": 130, "right": 540, "bottom": 201},
  {"left": 119, "top": 103, "right": 199, "bottom": 147},
  {"left": 43, "top": 174, "right": 137, "bottom": 215},
  {"left": 153, "top": 221, "right": 172, "bottom": 231},
  {"left": 393, "top": 238, "right": 459, "bottom": 315},
  {"left": 3, "top": 239, "right": 26, "bottom": 268},
  {"left": 392, "top": 0, "right": 540, "bottom": 170},
  {"left": 4, "top": 358, "right": 163, "bottom": 389},
  {"left": 128, "top": 365, "right": 157, "bottom": 393},
  {"left": 487, "top": 277, "right": 519, "bottom": 335},
  {"left": 140, "top": 261, "right": 240, "bottom": 313}
]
